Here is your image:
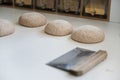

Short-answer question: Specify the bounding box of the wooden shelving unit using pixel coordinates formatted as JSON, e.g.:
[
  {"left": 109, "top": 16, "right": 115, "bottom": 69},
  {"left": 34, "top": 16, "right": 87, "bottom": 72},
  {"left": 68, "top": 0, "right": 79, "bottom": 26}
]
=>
[
  {"left": 13, "top": 0, "right": 33, "bottom": 9},
  {"left": 0, "top": 0, "right": 111, "bottom": 21},
  {"left": 81, "top": 0, "right": 111, "bottom": 21},
  {"left": 0, "top": 0, "right": 13, "bottom": 6}
]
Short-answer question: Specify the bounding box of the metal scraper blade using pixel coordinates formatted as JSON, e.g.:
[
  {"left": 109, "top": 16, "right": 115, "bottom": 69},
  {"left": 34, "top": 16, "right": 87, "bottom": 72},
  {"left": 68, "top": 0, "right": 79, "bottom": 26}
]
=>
[{"left": 47, "top": 47, "right": 107, "bottom": 76}]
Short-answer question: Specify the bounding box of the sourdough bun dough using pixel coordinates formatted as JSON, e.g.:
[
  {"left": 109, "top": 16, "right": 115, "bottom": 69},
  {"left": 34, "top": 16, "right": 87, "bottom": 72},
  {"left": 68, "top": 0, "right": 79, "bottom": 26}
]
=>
[
  {"left": 0, "top": 19, "right": 15, "bottom": 37},
  {"left": 71, "top": 25, "right": 105, "bottom": 43},
  {"left": 45, "top": 20, "right": 73, "bottom": 36},
  {"left": 19, "top": 12, "right": 47, "bottom": 28}
]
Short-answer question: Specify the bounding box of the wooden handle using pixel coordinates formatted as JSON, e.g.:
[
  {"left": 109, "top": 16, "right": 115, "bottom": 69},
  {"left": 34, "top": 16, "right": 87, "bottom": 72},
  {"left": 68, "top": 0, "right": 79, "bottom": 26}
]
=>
[{"left": 69, "top": 50, "right": 107, "bottom": 76}]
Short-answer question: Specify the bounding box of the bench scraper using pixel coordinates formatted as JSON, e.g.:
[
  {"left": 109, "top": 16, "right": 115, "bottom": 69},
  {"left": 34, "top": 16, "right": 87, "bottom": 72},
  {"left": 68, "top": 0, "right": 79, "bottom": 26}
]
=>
[{"left": 47, "top": 47, "right": 107, "bottom": 76}]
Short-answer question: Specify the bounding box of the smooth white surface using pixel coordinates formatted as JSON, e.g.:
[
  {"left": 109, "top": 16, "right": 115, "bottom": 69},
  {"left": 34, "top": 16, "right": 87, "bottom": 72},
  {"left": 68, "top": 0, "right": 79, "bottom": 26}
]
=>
[
  {"left": 110, "top": 0, "right": 120, "bottom": 23},
  {"left": 0, "top": 7, "right": 120, "bottom": 80}
]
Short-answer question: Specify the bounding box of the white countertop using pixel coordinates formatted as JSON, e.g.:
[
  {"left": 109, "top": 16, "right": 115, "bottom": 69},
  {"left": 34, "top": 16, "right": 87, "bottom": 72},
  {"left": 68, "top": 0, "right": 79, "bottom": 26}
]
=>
[{"left": 0, "top": 7, "right": 120, "bottom": 80}]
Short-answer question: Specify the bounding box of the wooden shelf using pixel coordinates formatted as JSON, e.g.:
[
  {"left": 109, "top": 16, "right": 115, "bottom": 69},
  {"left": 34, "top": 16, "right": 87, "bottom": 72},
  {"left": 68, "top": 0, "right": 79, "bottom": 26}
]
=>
[
  {"left": 81, "top": 0, "right": 111, "bottom": 21},
  {"left": 0, "top": 0, "right": 111, "bottom": 21},
  {"left": 14, "top": 0, "right": 33, "bottom": 9},
  {"left": 0, "top": 0, "right": 13, "bottom": 7}
]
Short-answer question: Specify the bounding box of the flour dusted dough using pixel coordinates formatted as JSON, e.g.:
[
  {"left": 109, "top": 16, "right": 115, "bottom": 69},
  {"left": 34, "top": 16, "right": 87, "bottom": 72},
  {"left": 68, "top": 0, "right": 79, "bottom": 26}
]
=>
[
  {"left": 19, "top": 12, "right": 47, "bottom": 27},
  {"left": 45, "top": 20, "right": 73, "bottom": 36},
  {"left": 71, "top": 25, "right": 105, "bottom": 43},
  {"left": 0, "top": 19, "right": 15, "bottom": 37}
]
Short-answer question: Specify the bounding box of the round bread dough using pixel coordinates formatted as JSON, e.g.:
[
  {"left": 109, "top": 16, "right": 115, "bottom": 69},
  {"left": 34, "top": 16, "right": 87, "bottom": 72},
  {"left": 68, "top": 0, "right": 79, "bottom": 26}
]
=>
[
  {"left": 19, "top": 12, "right": 47, "bottom": 28},
  {"left": 0, "top": 19, "right": 15, "bottom": 37},
  {"left": 44, "top": 20, "right": 73, "bottom": 36},
  {"left": 71, "top": 25, "right": 105, "bottom": 43}
]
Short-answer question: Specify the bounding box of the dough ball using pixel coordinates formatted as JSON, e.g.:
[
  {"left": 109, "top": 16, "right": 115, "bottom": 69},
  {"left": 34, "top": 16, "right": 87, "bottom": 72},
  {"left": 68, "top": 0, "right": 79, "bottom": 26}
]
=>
[
  {"left": 71, "top": 25, "right": 105, "bottom": 43},
  {"left": 45, "top": 20, "right": 73, "bottom": 36},
  {"left": 0, "top": 19, "right": 15, "bottom": 37},
  {"left": 19, "top": 12, "right": 47, "bottom": 28}
]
